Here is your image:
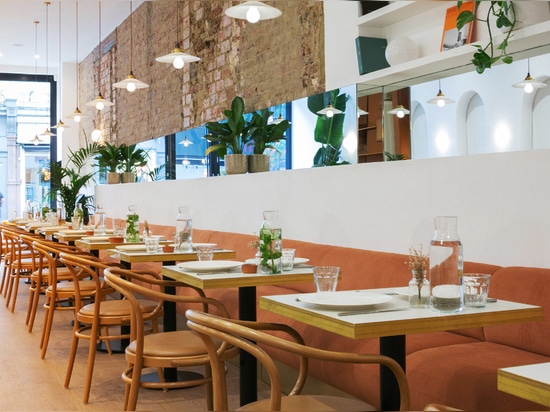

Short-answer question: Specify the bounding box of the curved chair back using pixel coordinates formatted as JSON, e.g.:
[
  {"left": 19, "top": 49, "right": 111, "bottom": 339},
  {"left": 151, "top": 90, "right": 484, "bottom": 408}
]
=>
[{"left": 186, "top": 309, "right": 411, "bottom": 411}]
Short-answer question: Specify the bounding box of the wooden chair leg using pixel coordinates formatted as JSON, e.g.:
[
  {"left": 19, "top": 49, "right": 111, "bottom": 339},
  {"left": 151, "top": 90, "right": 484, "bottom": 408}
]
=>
[{"left": 64, "top": 332, "right": 80, "bottom": 388}]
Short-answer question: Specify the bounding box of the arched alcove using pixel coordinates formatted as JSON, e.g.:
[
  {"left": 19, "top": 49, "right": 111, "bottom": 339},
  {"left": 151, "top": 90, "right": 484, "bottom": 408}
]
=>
[
  {"left": 457, "top": 91, "right": 486, "bottom": 155},
  {"left": 410, "top": 100, "right": 428, "bottom": 159}
]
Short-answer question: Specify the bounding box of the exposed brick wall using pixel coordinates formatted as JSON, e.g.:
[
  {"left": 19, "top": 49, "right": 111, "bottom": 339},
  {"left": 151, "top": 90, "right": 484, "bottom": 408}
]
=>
[{"left": 79, "top": 1, "right": 325, "bottom": 146}]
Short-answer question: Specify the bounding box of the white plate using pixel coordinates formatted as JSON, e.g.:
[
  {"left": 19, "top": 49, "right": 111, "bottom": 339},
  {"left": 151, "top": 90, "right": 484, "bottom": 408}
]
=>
[
  {"left": 59, "top": 229, "right": 88, "bottom": 235},
  {"left": 83, "top": 236, "right": 110, "bottom": 242},
  {"left": 115, "top": 244, "right": 147, "bottom": 252},
  {"left": 244, "top": 257, "right": 309, "bottom": 266},
  {"left": 177, "top": 260, "right": 242, "bottom": 273},
  {"left": 298, "top": 291, "right": 392, "bottom": 309}
]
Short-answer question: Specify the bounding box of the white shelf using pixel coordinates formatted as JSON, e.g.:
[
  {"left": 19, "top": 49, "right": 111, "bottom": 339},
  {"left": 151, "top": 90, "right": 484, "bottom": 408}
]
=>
[
  {"left": 357, "top": 18, "right": 550, "bottom": 94},
  {"left": 357, "top": 1, "right": 443, "bottom": 28}
]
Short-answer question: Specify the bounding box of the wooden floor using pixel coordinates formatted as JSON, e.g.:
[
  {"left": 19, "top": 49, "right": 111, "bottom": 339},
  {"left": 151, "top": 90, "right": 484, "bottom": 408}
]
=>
[{"left": 0, "top": 271, "right": 270, "bottom": 411}]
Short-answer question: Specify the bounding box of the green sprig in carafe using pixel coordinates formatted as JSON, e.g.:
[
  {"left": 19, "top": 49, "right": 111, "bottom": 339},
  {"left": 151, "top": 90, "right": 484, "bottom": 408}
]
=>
[
  {"left": 125, "top": 205, "right": 140, "bottom": 243},
  {"left": 259, "top": 210, "right": 282, "bottom": 274}
]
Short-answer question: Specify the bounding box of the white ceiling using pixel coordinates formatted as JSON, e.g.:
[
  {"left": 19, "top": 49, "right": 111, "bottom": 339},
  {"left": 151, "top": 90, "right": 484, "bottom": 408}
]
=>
[{"left": 0, "top": 0, "right": 146, "bottom": 73}]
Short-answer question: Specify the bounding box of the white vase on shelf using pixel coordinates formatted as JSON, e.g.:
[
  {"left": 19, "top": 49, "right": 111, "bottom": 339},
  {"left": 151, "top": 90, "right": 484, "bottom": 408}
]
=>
[{"left": 385, "top": 36, "right": 419, "bottom": 66}]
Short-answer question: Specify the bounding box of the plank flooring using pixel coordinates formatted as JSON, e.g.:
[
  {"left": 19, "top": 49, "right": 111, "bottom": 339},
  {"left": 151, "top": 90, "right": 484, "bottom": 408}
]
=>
[{"left": 0, "top": 269, "right": 269, "bottom": 411}]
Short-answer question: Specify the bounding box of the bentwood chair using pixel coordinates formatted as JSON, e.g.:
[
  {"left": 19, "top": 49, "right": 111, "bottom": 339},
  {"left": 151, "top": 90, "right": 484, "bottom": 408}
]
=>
[
  {"left": 2, "top": 227, "right": 41, "bottom": 312},
  {"left": 59, "top": 253, "right": 163, "bottom": 404},
  {"left": 29, "top": 238, "right": 98, "bottom": 359},
  {"left": 186, "top": 309, "right": 411, "bottom": 412},
  {"left": 104, "top": 267, "right": 239, "bottom": 411}
]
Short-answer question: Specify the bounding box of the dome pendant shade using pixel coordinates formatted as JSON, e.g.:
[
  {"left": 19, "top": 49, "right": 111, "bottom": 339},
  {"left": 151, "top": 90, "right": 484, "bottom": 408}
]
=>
[
  {"left": 225, "top": 1, "right": 282, "bottom": 22},
  {"left": 66, "top": 107, "right": 87, "bottom": 123},
  {"left": 512, "top": 73, "right": 547, "bottom": 94},
  {"left": 51, "top": 120, "right": 70, "bottom": 131},
  {"left": 40, "top": 128, "right": 56, "bottom": 137},
  {"left": 427, "top": 91, "right": 455, "bottom": 107},
  {"left": 113, "top": 72, "right": 150, "bottom": 92},
  {"left": 317, "top": 103, "right": 343, "bottom": 118},
  {"left": 155, "top": 48, "right": 201, "bottom": 69},
  {"left": 86, "top": 93, "right": 115, "bottom": 110},
  {"left": 387, "top": 105, "right": 410, "bottom": 118}
]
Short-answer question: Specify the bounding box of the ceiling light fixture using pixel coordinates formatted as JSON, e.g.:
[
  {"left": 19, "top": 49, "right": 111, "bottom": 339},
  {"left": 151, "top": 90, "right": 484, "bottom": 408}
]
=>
[
  {"left": 179, "top": 136, "right": 193, "bottom": 147},
  {"left": 387, "top": 105, "right": 410, "bottom": 118},
  {"left": 155, "top": 1, "right": 200, "bottom": 69},
  {"left": 317, "top": 103, "right": 343, "bottom": 118},
  {"left": 225, "top": 1, "right": 282, "bottom": 23},
  {"left": 357, "top": 108, "right": 369, "bottom": 117},
  {"left": 66, "top": 1, "right": 87, "bottom": 123},
  {"left": 114, "top": 1, "right": 149, "bottom": 92},
  {"left": 512, "top": 58, "right": 547, "bottom": 94},
  {"left": 42, "top": 2, "right": 55, "bottom": 138},
  {"left": 86, "top": 0, "right": 114, "bottom": 110},
  {"left": 427, "top": 80, "right": 455, "bottom": 107},
  {"left": 32, "top": 134, "right": 45, "bottom": 146},
  {"left": 51, "top": 2, "right": 69, "bottom": 132}
]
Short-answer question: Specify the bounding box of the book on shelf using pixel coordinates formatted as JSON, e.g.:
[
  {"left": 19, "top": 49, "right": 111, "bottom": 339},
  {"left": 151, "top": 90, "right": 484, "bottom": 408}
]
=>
[{"left": 440, "top": 1, "right": 475, "bottom": 52}]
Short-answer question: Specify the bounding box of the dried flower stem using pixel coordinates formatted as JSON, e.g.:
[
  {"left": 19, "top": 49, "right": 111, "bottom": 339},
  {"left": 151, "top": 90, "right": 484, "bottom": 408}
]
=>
[{"left": 406, "top": 245, "right": 429, "bottom": 300}]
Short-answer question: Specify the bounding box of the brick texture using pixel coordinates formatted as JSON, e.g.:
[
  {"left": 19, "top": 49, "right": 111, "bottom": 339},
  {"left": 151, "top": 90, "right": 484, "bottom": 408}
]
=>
[{"left": 79, "top": 1, "right": 325, "bottom": 145}]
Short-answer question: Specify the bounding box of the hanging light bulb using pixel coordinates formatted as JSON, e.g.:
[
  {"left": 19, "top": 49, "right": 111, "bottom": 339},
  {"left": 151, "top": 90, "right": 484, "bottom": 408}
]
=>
[
  {"left": 113, "top": 2, "right": 149, "bottom": 92},
  {"left": 427, "top": 80, "right": 455, "bottom": 107},
  {"left": 388, "top": 105, "right": 410, "bottom": 118},
  {"left": 91, "top": 127, "right": 102, "bottom": 142},
  {"left": 179, "top": 136, "right": 193, "bottom": 147},
  {"left": 512, "top": 59, "right": 547, "bottom": 94},
  {"left": 155, "top": 2, "right": 200, "bottom": 69},
  {"left": 86, "top": 1, "right": 114, "bottom": 110},
  {"left": 317, "top": 103, "right": 342, "bottom": 118},
  {"left": 225, "top": 1, "right": 282, "bottom": 23}
]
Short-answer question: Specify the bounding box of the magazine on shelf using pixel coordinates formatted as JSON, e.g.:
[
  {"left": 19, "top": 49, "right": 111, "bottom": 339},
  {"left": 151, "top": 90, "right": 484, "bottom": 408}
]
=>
[{"left": 441, "top": 1, "right": 475, "bottom": 51}]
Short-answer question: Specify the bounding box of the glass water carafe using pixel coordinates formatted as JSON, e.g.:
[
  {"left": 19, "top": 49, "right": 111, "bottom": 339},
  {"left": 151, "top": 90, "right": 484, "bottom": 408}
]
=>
[
  {"left": 125, "top": 205, "right": 140, "bottom": 243},
  {"left": 429, "top": 216, "right": 463, "bottom": 312},
  {"left": 175, "top": 206, "right": 193, "bottom": 252},
  {"left": 95, "top": 204, "right": 106, "bottom": 235},
  {"left": 259, "top": 210, "right": 282, "bottom": 274}
]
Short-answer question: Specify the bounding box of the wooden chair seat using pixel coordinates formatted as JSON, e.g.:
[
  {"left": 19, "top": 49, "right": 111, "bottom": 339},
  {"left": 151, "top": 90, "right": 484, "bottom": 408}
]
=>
[
  {"left": 238, "top": 395, "right": 376, "bottom": 411},
  {"left": 78, "top": 298, "right": 157, "bottom": 319}
]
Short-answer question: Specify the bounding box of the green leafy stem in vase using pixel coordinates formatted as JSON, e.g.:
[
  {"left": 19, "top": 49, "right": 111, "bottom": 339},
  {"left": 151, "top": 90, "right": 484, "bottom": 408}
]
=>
[
  {"left": 126, "top": 213, "right": 140, "bottom": 242},
  {"left": 259, "top": 229, "right": 282, "bottom": 274}
]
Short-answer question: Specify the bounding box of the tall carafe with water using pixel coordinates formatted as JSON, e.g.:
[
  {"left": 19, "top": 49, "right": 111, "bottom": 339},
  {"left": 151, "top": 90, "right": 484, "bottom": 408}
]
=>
[
  {"left": 259, "top": 210, "right": 282, "bottom": 274},
  {"left": 175, "top": 206, "right": 193, "bottom": 252},
  {"left": 429, "top": 216, "right": 464, "bottom": 312}
]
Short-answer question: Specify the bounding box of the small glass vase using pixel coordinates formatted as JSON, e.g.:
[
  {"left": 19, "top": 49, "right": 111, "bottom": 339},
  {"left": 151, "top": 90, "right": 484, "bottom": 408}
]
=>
[
  {"left": 409, "top": 269, "right": 430, "bottom": 308},
  {"left": 259, "top": 210, "right": 282, "bottom": 274},
  {"left": 125, "top": 205, "right": 140, "bottom": 243},
  {"left": 72, "top": 203, "right": 84, "bottom": 230}
]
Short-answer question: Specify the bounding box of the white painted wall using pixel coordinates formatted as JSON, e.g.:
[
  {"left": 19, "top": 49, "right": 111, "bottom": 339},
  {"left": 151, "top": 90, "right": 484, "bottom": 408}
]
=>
[{"left": 97, "top": 148, "right": 550, "bottom": 269}]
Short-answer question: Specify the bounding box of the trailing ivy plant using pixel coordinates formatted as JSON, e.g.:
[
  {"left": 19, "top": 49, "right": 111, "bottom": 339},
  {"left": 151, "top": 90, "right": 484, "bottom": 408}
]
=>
[{"left": 456, "top": 1, "right": 516, "bottom": 74}]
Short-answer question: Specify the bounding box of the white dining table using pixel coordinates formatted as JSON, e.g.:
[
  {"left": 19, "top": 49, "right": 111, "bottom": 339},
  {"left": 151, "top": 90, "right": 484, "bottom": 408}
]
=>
[
  {"left": 498, "top": 362, "right": 550, "bottom": 407},
  {"left": 260, "top": 287, "right": 543, "bottom": 411}
]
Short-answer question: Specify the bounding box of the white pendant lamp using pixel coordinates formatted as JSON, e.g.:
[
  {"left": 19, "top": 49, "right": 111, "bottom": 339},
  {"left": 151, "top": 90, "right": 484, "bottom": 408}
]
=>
[
  {"left": 357, "top": 108, "right": 369, "bottom": 118},
  {"left": 155, "top": 1, "right": 200, "bottom": 69},
  {"left": 51, "top": 3, "right": 69, "bottom": 132},
  {"left": 86, "top": 1, "right": 114, "bottom": 110},
  {"left": 179, "top": 136, "right": 193, "bottom": 147},
  {"left": 512, "top": 59, "right": 547, "bottom": 94},
  {"left": 317, "top": 104, "right": 343, "bottom": 118},
  {"left": 388, "top": 105, "right": 410, "bottom": 118},
  {"left": 225, "top": 1, "right": 282, "bottom": 23},
  {"left": 427, "top": 80, "right": 455, "bottom": 107},
  {"left": 114, "top": 1, "right": 149, "bottom": 92},
  {"left": 66, "top": 1, "right": 87, "bottom": 123}
]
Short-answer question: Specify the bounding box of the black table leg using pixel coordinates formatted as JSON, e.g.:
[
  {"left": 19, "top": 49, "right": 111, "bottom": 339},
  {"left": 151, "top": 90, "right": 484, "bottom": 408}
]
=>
[
  {"left": 379, "top": 335, "right": 406, "bottom": 411},
  {"left": 239, "top": 286, "right": 257, "bottom": 406},
  {"left": 162, "top": 261, "right": 178, "bottom": 382}
]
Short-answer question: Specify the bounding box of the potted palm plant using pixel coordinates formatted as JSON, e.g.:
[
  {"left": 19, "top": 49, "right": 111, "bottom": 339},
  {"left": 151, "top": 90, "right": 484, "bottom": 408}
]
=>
[
  {"left": 204, "top": 96, "right": 252, "bottom": 174},
  {"left": 119, "top": 144, "right": 149, "bottom": 183},
  {"left": 45, "top": 139, "right": 99, "bottom": 223},
  {"left": 96, "top": 141, "right": 123, "bottom": 184},
  {"left": 248, "top": 108, "right": 290, "bottom": 173}
]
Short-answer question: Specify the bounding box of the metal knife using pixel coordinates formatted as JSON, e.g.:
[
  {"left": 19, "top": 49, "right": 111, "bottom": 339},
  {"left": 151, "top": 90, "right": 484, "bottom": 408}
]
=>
[{"left": 337, "top": 307, "right": 410, "bottom": 316}]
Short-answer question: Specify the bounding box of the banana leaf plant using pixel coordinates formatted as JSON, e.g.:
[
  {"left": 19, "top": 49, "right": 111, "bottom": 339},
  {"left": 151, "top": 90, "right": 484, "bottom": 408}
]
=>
[
  {"left": 249, "top": 108, "right": 290, "bottom": 155},
  {"left": 307, "top": 89, "right": 350, "bottom": 167},
  {"left": 204, "top": 96, "right": 253, "bottom": 158}
]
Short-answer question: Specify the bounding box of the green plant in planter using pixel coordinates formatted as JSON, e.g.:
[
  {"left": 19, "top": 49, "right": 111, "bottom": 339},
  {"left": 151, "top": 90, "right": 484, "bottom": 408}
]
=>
[
  {"left": 249, "top": 108, "right": 290, "bottom": 155},
  {"left": 204, "top": 96, "right": 253, "bottom": 158},
  {"left": 45, "top": 138, "right": 100, "bottom": 222},
  {"left": 119, "top": 144, "right": 149, "bottom": 176},
  {"left": 456, "top": 1, "right": 517, "bottom": 74},
  {"left": 96, "top": 141, "right": 124, "bottom": 173},
  {"left": 307, "top": 88, "right": 350, "bottom": 167}
]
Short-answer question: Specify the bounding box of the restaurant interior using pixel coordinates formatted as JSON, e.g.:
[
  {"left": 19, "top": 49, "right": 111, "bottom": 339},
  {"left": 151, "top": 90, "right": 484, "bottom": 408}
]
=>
[{"left": 1, "top": 1, "right": 550, "bottom": 411}]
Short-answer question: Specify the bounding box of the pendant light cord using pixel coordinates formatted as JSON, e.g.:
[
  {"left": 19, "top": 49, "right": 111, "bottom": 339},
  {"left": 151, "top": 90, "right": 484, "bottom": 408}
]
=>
[{"left": 129, "top": 1, "right": 133, "bottom": 73}]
